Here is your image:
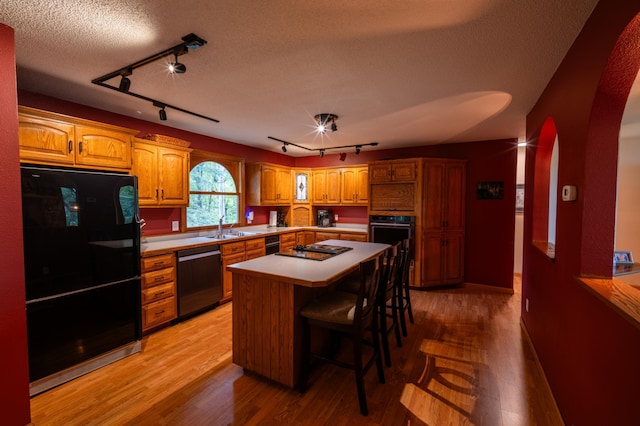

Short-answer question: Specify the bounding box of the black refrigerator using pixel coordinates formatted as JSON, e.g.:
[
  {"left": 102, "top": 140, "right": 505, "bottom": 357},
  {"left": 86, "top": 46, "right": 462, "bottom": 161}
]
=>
[{"left": 21, "top": 165, "right": 142, "bottom": 395}]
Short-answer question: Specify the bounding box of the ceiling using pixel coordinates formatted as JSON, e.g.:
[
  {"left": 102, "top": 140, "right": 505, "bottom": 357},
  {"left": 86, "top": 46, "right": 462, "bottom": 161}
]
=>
[{"left": 1, "top": 0, "right": 600, "bottom": 156}]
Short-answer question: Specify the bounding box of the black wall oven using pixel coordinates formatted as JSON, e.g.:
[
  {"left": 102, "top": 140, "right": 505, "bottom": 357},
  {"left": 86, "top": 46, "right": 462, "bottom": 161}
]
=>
[{"left": 369, "top": 215, "right": 416, "bottom": 256}]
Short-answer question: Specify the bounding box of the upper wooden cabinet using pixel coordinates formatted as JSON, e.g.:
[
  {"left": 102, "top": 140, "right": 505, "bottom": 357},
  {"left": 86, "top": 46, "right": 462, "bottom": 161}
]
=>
[
  {"left": 132, "top": 139, "right": 191, "bottom": 207},
  {"left": 423, "top": 159, "right": 466, "bottom": 232},
  {"left": 340, "top": 166, "right": 368, "bottom": 205},
  {"left": 311, "top": 168, "right": 341, "bottom": 204},
  {"left": 18, "top": 106, "right": 137, "bottom": 171},
  {"left": 247, "top": 163, "right": 292, "bottom": 206},
  {"left": 369, "top": 159, "right": 417, "bottom": 183}
]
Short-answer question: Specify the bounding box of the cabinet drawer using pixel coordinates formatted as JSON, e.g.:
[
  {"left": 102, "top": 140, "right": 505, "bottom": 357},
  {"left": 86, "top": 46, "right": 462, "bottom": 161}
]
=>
[
  {"left": 142, "top": 296, "right": 176, "bottom": 330},
  {"left": 245, "top": 238, "right": 265, "bottom": 251},
  {"left": 340, "top": 233, "right": 368, "bottom": 242},
  {"left": 142, "top": 253, "right": 175, "bottom": 272},
  {"left": 142, "top": 266, "right": 175, "bottom": 288},
  {"left": 142, "top": 281, "right": 175, "bottom": 304},
  {"left": 222, "top": 241, "right": 245, "bottom": 255},
  {"left": 245, "top": 248, "right": 265, "bottom": 260},
  {"left": 315, "top": 231, "right": 338, "bottom": 242},
  {"left": 280, "top": 232, "right": 296, "bottom": 244}
]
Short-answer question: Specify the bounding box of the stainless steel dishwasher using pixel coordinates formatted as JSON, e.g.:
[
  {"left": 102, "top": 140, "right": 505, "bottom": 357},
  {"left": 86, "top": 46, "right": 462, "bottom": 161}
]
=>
[
  {"left": 265, "top": 234, "right": 280, "bottom": 254},
  {"left": 177, "top": 245, "right": 222, "bottom": 320}
]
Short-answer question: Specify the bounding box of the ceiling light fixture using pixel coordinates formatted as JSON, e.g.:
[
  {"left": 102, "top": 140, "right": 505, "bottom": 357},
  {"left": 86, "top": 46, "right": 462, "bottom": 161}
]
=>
[
  {"left": 154, "top": 101, "right": 167, "bottom": 121},
  {"left": 314, "top": 113, "right": 338, "bottom": 134},
  {"left": 92, "top": 33, "right": 219, "bottom": 124},
  {"left": 268, "top": 136, "right": 378, "bottom": 157},
  {"left": 169, "top": 50, "right": 187, "bottom": 74}
]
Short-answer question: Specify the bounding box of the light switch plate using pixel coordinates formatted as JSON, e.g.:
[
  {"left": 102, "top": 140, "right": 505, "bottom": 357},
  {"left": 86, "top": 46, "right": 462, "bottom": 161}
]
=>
[{"left": 172, "top": 221, "right": 179, "bottom": 231}]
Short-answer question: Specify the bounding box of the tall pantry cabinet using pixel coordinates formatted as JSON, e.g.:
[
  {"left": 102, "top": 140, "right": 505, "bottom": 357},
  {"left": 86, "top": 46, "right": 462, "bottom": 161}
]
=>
[{"left": 421, "top": 159, "right": 466, "bottom": 287}]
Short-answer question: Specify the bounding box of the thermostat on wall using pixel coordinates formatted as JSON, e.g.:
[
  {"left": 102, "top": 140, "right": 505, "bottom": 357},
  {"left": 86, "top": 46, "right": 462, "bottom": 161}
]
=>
[{"left": 562, "top": 185, "right": 577, "bottom": 201}]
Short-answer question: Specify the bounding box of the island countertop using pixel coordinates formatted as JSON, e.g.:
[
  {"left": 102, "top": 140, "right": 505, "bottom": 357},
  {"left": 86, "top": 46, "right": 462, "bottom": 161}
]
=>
[{"left": 226, "top": 239, "right": 389, "bottom": 287}]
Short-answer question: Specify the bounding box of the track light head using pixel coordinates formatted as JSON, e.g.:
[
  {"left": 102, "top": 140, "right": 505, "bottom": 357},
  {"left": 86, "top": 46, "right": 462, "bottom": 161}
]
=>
[
  {"left": 159, "top": 108, "right": 167, "bottom": 121},
  {"left": 355, "top": 145, "right": 361, "bottom": 155},
  {"left": 118, "top": 75, "right": 131, "bottom": 92},
  {"left": 281, "top": 144, "right": 287, "bottom": 153},
  {"left": 169, "top": 53, "right": 187, "bottom": 74},
  {"left": 331, "top": 121, "right": 338, "bottom": 132},
  {"left": 319, "top": 149, "right": 325, "bottom": 158}
]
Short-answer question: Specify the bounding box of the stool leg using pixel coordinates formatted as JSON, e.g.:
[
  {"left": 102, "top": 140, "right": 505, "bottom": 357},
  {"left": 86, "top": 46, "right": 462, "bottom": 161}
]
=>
[
  {"left": 398, "top": 284, "right": 408, "bottom": 337},
  {"left": 405, "top": 283, "right": 414, "bottom": 324},
  {"left": 392, "top": 289, "right": 402, "bottom": 347},
  {"left": 353, "top": 330, "right": 368, "bottom": 415},
  {"left": 378, "top": 301, "right": 391, "bottom": 367}
]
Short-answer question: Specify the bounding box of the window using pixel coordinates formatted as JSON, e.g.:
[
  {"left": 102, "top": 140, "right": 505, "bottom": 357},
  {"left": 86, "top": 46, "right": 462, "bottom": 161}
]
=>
[{"left": 186, "top": 155, "right": 242, "bottom": 229}]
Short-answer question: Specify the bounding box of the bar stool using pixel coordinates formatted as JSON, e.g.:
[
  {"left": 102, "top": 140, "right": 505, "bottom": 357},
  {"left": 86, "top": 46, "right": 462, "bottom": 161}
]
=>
[
  {"left": 299, "top": 257, "right": 385, "bottom": 416},
  {"left": 377, "top": 243, "right": 402, "bottom": 367},
  {"left": 396, "top": 239, "right": 414, "bottom": 337}
]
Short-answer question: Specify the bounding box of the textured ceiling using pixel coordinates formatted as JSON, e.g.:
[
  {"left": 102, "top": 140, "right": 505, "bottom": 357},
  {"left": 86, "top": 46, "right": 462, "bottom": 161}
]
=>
[{"left": 1, "top": 0, "right": 600, "bottom": 156}]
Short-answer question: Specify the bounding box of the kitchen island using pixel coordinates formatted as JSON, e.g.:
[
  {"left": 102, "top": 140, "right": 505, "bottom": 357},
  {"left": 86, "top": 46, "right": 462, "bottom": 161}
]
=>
[{"left": 227, "top": 239, "right": 389, "bottom": 388}]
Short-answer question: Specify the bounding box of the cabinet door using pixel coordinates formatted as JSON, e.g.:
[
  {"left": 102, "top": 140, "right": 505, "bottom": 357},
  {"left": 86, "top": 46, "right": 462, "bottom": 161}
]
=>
[
  {"left": 444, "top": 162, "right": 466, "bottom": 231},
  {"left": 326, "top": 169, "right": 341, "bottom": 204},
  {"left": 423, "top": 161, "right": 445, "bottom": 232},
  {"left": 369, "top": 164, "right": 392, "bottom": 183},
  {"left": 18, "top": 114, "right": 75, "bottom": 165},
  {"left": 261, "top": 165, "right": 279, "bottom": 204},
  {"left": 75, "top": 125, "right": 132, "bottom": 170},
  {"left": 158, "top": 148, "right": 189, "bottom": 206},
  {"left": 391, "top": 161, "right": 417, "bottom": 182},
  {"left": 355, "top": 167, "right": 369, "bottom": 204},
  {"left": 276, "top": 167, "right": 292, "bottom": 203},
  {"left": 422, "top": 233, "right": 444, "bottom": 287},
  {"left": 222, "top": 252, "right": 245, "bottom": 302},
  {"left": 132, "top": 142, "right": 159, "bottom": 206},
  {"left": 443, "top": 232, "right": 465, "bottom": 284},
  {"left": 312, "top": 170, "right": 328, "bottom": 203},
  {"left": 341, "top": 168, "right": 358, "bottom": 204}
]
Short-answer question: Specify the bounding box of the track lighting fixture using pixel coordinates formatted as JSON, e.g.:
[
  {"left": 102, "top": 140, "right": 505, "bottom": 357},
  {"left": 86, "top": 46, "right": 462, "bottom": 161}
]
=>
[
  {"left": 268, "top": 136, "right": 378, "bottom": 157},
  {"left": 169, "top": 51, "right": 187, "bottom": 74},
  {"left": 314, "top": 113, "right": 338, "bottom": 134},
  {"left": 154, "top": 101, "right": 167, "bottom": 121},
  {"left": 92, "top": 33, "right": 219, "bottom": 124}
]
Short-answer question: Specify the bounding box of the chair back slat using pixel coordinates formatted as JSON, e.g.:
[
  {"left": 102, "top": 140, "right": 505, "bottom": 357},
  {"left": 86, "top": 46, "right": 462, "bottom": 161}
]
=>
[{"left": 354, "top": 257, "right": 379, "bottom": 328}]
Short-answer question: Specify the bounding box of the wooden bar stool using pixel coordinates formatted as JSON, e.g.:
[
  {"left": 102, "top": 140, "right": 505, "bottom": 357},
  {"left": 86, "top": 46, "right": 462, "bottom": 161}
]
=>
[
  {"left": 377, "top": 243, "right": 402, "bottom": 367},
  {"left": 396, "top": 239, "right": 414, "bottom": 336},
  {"left": 299, "top": 257, "right": 385, "bottom": 416}
]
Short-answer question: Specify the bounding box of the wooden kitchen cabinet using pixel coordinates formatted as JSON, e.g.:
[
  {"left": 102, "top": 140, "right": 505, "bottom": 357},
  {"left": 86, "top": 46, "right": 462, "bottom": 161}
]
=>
[
  {"left": 132, "top": 139, "right": 191, "bottom": 207},
  {"left": 280, "top": 232, "right": 297, "bottom": 251},
  {"left": 420, "top": 159, "right": 466, "bottom": 287},
  {"left": 245, "top": 237, "right": 266, "bottom": 259},
  {"left": 18, "top": 106, "right": 137, "bottom": 171},
  {"left": 369, "top": 159, "right": 418, "bottom": 183},
  {"left": 311, "top": 168, "right": 341, "bottom": 204},
  {"left": 221, "top": 241, "right": 246, "bottom": 303},
  {"left": 296, "top": 231, "right": 315, "bottom": 245},
  {"left": 141, "top": 253, "right": 177, "bottom": 333},
  {"left": 340, "top": 166, "right": 368, "bottom": 205},
  {"left": 339, "top": 232, "right": 368, "bottom": 242},
  {"left": 315, "top": 230, "right": 339, "bottom": 242},
  {"left": 247, "top": 163, "right": 292, "bottom": 205}
]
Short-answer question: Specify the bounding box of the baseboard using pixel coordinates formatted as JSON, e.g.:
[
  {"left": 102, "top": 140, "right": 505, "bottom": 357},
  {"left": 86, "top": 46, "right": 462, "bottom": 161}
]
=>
[
  {"left": 520, "top": 320, "right": 564, "bottom": 425},
  {"left": 462, "top": 281, "right": 515, "bottom": 294}
]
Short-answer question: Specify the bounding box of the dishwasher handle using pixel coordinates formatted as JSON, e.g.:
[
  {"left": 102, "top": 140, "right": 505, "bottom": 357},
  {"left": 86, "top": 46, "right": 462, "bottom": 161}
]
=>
[{"left": 178, "top": 250, "right": 221, "bottom": 262}]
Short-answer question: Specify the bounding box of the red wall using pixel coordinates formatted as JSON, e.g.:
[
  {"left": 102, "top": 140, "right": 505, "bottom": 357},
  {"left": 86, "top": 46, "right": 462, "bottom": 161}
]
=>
[
  {"left": 0, "top": 24, "right": 32, "bottom": 426},
  {"left": 523, "top": 1, "right": 640, "bottom": 424}
]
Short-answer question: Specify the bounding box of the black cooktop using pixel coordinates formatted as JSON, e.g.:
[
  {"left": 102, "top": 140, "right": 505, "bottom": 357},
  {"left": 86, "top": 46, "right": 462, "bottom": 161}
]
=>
[{"left": 275, "top": 244, "right": 353, "bottom": 261}]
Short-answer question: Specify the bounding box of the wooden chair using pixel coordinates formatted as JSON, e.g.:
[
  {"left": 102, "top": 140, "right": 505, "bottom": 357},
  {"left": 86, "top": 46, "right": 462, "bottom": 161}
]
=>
[
  {"left": 377, "top": 243, "right": 402, "bottom": 367},
  {"left": 396, "top": 239, "right": 414, "bottom": 336},
  {"left": 299, "top": 257, "right": 385, "bottom": 416}
]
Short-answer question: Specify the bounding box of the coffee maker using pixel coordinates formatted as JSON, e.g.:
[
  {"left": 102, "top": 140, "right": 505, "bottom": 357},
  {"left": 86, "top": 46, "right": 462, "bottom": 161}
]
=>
[{"left": 317, "top": 209, "right": 332, "bottom": 227}]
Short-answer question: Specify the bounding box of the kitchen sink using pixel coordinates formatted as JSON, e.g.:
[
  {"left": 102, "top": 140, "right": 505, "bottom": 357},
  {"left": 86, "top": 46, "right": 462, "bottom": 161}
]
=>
[{"left": 206, "top": 234, "right": 239, "bottom": 239}]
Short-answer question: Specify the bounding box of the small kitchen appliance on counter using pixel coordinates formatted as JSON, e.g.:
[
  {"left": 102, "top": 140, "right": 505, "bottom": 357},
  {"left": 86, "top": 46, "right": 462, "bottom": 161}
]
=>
[
  {"left": 317, "top": 209, "right": 333, "bottom": 227},
  {"left": 269, "top": 210, "right": 278, "bottom": 227}
]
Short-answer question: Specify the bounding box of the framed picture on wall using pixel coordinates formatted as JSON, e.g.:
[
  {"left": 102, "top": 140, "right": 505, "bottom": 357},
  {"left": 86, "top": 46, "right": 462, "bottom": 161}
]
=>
[
  {"left": 515, "top": 184, "right": 525, "bottom": 212},
  {"left": 614, "top": 251, "right": 634, "bottom": 265},
  {"left": 476, "top": 181, "right": 504, "bottom": 200}
]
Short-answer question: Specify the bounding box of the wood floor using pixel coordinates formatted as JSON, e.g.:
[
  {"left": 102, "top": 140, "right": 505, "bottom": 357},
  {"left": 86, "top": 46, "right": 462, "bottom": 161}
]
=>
[{"left": 30, "top": 276, "right": 563, "bottom": 425}]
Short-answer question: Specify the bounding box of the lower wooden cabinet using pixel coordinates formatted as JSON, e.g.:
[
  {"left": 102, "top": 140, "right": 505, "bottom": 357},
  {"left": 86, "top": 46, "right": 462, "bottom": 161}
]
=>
[
  {"left": 339, "top": 232, "right": 368, "bottom": 242},
  {"left": 221, "top": 241, "right": 246, "bottom": 303},
  {"left": 141, "top": 253, "right": 177, "bottom": 332},
  {"left": 280, "top": 232, "right": 297, "bottom": 251},
  {"left": 421, "top": 231, "right": 464, "bottom": 287}
]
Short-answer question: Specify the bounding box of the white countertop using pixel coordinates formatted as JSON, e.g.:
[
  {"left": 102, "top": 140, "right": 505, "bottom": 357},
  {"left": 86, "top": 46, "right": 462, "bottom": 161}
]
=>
[
  {"left": 226, "top": 239, "right": 389, "bottom": 287},
  {"left": 140, "top": 224, "right": 367, "bottom": 255}
]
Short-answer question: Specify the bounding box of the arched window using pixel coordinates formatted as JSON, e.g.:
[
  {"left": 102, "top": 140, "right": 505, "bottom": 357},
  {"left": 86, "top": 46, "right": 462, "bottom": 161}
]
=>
[
  {"left": 186, "top": 153, "right": 243, "bottom": 229},
  {"left": 532, "top": 116, "right": 558, "bottom": 258}
]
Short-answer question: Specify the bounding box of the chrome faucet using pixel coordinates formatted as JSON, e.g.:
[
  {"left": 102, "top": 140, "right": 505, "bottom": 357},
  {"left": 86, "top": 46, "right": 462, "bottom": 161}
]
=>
[{"left": 218, "top": 216, "right": 224, "bottom": 238}]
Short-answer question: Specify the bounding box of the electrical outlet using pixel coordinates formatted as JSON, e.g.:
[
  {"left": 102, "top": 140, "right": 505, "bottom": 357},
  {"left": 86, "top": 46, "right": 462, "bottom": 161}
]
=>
[
  {"left": 525, "top": 298, "right": 529, "bottom": 312},
  {"left": 172, "top": 221, "right": 179, "bottom": 231},
  {"left": 334, "top": 214, "right": 339, "bottom": 222}
]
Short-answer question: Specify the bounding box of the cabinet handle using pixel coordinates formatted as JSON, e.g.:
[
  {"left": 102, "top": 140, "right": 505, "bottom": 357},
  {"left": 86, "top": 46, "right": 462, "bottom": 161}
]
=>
[
  {"left": 68, "top": 140, "right": 73, "bottom": 153},
  {"left": 155, "top": 188, "right": 159, "bottom": 199},
  {"left": 154, "top": 310, "right": 165, "bottom": 316},
  {"left": 78, "top": 141, "right": 83, "bottom": 154},
  {"left": 154, "top": 291, "right": 166, "bottom": 297},
  {"left": 152, "top": 261, "right": 165, "bottom": 266},
  {"left": 154, "top": 276, "right": 165, "bottom": 282},
  {"left": 161, "top": 189, "right": 164, "bottom": 200}
]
